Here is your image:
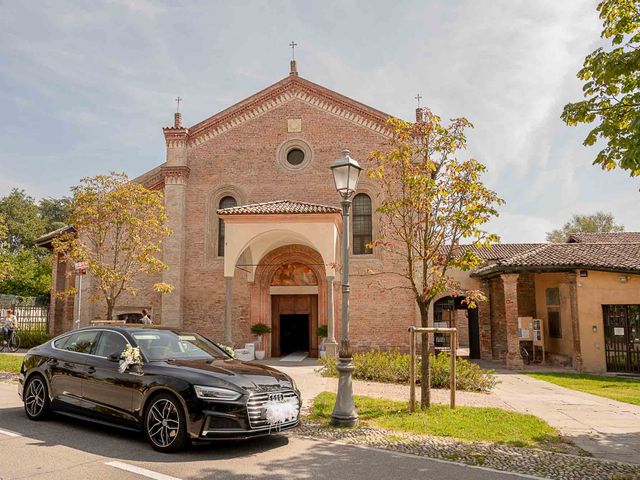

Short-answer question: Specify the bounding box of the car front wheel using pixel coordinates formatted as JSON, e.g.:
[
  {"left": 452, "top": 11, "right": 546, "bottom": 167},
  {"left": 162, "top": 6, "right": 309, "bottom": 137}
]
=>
[
  {"left": 144, "top": 393, "right": 188, "bottom": 453},
  {"left": 24, "top": 375, "right": 50, "bottom": 420}
]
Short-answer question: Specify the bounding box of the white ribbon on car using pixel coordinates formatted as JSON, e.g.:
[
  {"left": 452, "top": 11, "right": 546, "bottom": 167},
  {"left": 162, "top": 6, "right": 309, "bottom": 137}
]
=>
[
  {"left": 265, "top": 397, "right": 299, "bottom": 431},
  {"left": 118, "top": 345, "right": 143, "bottom": 374},
  {"left": 118, "top": 357, "right": 134, "bottom": 374}
]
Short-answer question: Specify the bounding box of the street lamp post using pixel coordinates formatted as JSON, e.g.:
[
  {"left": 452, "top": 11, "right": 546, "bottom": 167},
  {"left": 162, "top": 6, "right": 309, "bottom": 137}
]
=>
[{"left": 329, "top": 149, "right": 361, "bottom": 428}]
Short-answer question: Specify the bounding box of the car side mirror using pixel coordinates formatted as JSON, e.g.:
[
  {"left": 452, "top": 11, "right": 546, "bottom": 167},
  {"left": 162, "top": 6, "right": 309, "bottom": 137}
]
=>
[{"left": 107, "top": 353, "right": 120, "bottom": 362}]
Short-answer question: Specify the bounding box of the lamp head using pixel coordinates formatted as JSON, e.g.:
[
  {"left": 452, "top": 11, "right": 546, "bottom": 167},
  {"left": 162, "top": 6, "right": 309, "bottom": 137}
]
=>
[{"left": 330, "top": 149, "right": 362, "bottom": 199}]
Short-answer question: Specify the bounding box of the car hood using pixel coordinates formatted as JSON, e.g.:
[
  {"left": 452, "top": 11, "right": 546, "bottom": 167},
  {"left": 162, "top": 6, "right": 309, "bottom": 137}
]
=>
[{"left": 159, "top": 358, "right": 295, "bottom": 391}]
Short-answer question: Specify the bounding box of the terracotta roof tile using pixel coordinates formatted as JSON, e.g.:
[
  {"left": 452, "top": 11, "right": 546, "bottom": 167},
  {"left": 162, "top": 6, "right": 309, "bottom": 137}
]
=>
[
  {"left": 566, "top": 232, "right": 640, "bottom": 244},
  {"left": 217, "top": 200, "right": 341, "bottom": 216},
  {"left": 472, "top": 243, "right": 640, "bottom": 276},
  {"left": 456, "top": 244, "right": 543, "bottom": 261}
]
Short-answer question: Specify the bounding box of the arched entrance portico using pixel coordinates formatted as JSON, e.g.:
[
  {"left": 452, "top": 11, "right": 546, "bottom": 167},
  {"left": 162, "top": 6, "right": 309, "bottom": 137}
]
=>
[
  {"left": 251, "top": 245, "right": 328, "bottom": 357},
  {"left": 217, "top": 200, "right": 342, "bottom": 357}
]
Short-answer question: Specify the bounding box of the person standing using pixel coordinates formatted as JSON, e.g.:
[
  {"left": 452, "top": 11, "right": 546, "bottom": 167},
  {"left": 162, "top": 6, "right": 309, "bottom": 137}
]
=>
[
  {"left": 140, "top": 309, "right": 152, "bottom": 325},
  {"left": 2, "top": 309, "right": 17, "bottom": 343}
]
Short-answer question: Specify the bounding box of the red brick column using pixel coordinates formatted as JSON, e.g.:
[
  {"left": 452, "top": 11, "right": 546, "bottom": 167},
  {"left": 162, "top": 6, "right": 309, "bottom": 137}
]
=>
[
  {"left": 501, "top": 273, "right": 523, "bottom": 369},
  {"left": 478, "top": 278, "right": 493, "bottom": 360},
  {"left": 563, "top": 272, "right": 583, "bottom": 371}
]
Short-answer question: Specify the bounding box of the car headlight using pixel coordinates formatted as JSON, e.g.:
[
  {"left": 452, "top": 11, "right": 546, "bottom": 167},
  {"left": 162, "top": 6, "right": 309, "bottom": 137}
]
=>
[{"left": 194, "top": 385, "right": 242, "bottom": 401}]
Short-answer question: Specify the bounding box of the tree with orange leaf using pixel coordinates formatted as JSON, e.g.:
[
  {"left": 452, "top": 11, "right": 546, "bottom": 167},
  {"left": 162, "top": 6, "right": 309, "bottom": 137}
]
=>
[
  {"left": 53, "top": 173, "right": 173, "bottom": 320},
  {"left": 368, "top": 108, "right": 503, "bottom": 409}
]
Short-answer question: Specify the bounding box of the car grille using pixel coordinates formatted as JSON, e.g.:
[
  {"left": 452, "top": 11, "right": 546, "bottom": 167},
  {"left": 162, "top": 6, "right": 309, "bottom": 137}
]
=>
[{"left": 246, "top": 389, "right": 299, "bottom": 429}]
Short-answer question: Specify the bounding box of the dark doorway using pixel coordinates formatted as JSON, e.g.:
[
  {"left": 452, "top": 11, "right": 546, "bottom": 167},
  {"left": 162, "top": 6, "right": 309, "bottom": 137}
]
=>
[
  {"left": 280, "top": 314, "right": 310, "bottom": 355},
  {"left": 603, "top": 305, "right": 640, "bottom": 373},
  {"left": 468, "top": 308, "right": 481, "bottom": 359}
]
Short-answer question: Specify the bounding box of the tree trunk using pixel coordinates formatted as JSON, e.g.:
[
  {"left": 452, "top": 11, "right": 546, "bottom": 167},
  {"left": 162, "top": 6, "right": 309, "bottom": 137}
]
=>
[
  {"left": 106, "top": 299, "right": 114, "bottom": 320},
  {"left": 418, "top": 300, "right": 431, "bottom": 410}
]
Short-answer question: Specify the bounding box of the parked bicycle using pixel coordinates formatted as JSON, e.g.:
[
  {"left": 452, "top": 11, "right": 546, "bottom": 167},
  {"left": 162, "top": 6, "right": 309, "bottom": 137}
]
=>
[
  {"left": 519, "top": 344, "right": 531, "bottom": 365},
  {"left": 0, "top": 330, "right": 20, "bottom": 353}
]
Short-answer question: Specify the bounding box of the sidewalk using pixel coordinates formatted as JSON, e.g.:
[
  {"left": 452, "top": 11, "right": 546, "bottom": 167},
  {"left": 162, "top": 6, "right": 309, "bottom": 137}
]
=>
[
  {"left": 262, "top": 359, "right": 509, "bottom": 411},
  {"left": 266, "top": 358, "right": 640, "bottom": 464},
  {"left": 490, "top": 370, "right": 640, "bottom": 465}
]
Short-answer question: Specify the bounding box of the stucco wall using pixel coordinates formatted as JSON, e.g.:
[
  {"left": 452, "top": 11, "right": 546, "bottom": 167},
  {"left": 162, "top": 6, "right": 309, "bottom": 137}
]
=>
[
  {"left": 577, "top": 271, "right": 640, "bottom": 372},
  {"left": 534, "top": 273, "right": 574, "bottom": 361}
]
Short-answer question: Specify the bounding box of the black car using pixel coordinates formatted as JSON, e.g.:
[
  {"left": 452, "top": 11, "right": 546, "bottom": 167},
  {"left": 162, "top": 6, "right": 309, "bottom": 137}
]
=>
[{"left": 18, "top": 326, "right": 300, "bottom": 452}]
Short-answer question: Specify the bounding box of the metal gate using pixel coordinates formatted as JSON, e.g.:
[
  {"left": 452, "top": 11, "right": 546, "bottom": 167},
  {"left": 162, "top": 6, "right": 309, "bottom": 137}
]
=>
[{"left": 603, "top": 305, "right": 640, "bottom": 373}]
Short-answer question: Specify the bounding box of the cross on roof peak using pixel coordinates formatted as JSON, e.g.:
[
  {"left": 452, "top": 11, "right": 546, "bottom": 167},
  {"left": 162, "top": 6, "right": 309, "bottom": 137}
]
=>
[
  {"left": 414, "top": 93, "right": 422, "bottom": 108},
  {"left": 175, "top": 96, "right": 182, "bottom": 113},
  {"left": 289, "top": 41, "right": 298, "bottom": 60}
]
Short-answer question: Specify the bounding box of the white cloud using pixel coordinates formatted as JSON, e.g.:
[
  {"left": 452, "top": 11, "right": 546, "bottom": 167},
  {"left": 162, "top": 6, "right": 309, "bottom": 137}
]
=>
[{"left": 0, "top": 0, "right": 637, "bottom": 242}]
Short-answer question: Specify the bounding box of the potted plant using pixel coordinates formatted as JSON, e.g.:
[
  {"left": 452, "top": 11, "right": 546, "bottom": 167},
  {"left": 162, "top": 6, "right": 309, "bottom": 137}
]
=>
[
  {"left": 316, "top": 324, "right": 328, "bottom": 358},
  {"left": 250, "top": 323, "right": 272, "bottom": 360}
]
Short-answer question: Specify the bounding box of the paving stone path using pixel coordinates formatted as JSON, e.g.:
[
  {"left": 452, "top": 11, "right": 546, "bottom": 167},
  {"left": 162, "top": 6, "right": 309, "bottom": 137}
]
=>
[{"left": 296, "top": 419, "right": 640, "bottom": 480}]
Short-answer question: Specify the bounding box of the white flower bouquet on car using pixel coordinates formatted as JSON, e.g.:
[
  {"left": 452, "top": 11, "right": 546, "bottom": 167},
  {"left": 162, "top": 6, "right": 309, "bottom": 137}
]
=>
[{"left": 119, "top": 344, "right": 143, "bottom": 373}]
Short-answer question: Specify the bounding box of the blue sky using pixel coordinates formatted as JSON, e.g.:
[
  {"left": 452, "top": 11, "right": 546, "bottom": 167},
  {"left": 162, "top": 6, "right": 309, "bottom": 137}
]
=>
[{"left": 1, "top": 0, "right": 638, "bottom": 242}]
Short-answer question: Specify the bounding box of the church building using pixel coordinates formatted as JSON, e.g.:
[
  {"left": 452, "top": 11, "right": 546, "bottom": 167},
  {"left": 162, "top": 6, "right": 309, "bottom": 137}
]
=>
[
  {"left": 44, "top": 59, "right": 419, "bottom": 358},
  {"left": 40, "top": 60, "right": 640, "bottom": 374}
]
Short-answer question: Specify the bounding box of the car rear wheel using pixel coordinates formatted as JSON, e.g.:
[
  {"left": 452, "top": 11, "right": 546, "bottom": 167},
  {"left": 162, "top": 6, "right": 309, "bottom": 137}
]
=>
[
  {"left": 144, "top": 393, "right": 188, "bottom": 453},
  {"left": 24, "top": 375, "right": 50, "bottom": 420}
]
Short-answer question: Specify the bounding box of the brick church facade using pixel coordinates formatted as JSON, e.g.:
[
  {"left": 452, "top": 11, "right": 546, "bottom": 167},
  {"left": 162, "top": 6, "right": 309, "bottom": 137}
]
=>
[
  {"left": 40, "top": 62, "right": 640, "bottom": 373},
  {"left": 45, "top": 61, "right": 419, "bottom": 358}
]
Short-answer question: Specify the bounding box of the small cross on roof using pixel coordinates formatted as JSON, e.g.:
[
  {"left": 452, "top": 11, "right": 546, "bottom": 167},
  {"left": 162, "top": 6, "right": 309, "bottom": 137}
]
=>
[{"left": 289, "top": 41, "right": 298, "bottom": 60}]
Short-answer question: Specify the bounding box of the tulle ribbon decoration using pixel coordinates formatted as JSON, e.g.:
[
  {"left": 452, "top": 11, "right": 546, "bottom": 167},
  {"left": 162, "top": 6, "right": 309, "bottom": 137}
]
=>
[{"left": 265, "top": 397, "right": 299, "bottom": 430}]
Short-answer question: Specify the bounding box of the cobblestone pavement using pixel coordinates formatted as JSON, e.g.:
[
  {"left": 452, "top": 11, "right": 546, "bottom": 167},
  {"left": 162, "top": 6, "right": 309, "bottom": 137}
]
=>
[{"left": 296, "top": 419, "right": 640, "bottom": 480}]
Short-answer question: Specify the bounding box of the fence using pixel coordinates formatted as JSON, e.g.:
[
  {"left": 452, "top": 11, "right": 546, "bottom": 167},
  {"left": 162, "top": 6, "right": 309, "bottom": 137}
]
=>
[{"left": 0, "top": 304, "right": 50, "bottom": 332}]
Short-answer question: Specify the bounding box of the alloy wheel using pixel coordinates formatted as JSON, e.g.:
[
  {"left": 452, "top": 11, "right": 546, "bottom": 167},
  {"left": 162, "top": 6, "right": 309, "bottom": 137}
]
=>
[
  {"left": 146, "top": 398, "right": 180, "bottom": 448},
  {"left": 25, "top": 378, "right": 46, "bottom": 417}
]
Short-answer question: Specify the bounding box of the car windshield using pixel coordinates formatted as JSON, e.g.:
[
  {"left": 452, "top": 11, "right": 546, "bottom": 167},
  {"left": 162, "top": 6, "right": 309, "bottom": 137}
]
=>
[{"left": 131, "top": 330, "right": 229, "bottom": 362}]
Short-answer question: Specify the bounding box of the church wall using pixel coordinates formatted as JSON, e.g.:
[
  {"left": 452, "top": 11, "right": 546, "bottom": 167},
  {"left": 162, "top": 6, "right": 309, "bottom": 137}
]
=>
[{"left": 178, "top": 96, "right": 418, "bottom": 349}]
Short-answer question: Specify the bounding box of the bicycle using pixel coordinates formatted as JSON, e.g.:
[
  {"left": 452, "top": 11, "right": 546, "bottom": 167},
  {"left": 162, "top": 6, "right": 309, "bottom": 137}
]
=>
[
  {"left": 519, "top": 344, "right": 531, "bottom": 365},
  {"left": 0, "top": 330, "right": 20, "bottom": 353}
]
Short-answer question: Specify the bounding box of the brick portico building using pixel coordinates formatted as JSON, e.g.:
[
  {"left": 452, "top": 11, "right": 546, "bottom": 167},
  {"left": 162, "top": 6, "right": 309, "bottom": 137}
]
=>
[{"left": 40, "top": 63, "right": 640, "bottom": 373}]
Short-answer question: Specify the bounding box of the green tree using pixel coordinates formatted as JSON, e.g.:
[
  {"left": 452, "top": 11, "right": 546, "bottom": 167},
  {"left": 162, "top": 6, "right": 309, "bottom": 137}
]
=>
[
  {"left": 0, "top": 214, "right": 12, "bottom": 283},
  {"left": 0, "top": 190, "right": 72, "bottom": 298},
  {"left": 0, "top": 189, "right": 45, "bottom": 252},
  {"left": 368, "top": 108, "right": 503, "bottom": 409},
  {"left": 0, "top": 249, "right": 51, "bottom": 297},
  {"left": 562, "top": 0, "right": 640, "bottom": 176},
  {"left": 39, "top": 197, "right": 72, "bottom": 233},
  {"left": 546, "top": 211, "right": 625, "bottom": 242},
  {"left": 53, "top": 173, "right": 173, "bottom": 319}
]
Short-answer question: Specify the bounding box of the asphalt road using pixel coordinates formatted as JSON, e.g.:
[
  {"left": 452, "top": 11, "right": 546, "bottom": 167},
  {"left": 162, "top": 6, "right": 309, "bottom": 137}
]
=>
[{"left": 0, "top": 382, "right": 537, "bottom": 480}]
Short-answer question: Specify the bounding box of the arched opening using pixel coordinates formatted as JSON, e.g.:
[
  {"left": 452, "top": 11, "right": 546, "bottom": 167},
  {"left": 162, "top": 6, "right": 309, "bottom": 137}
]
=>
[
  {"left": 352, "top": 193, "right": 372, "bottom": 255},
  {"left": 251, "top": 245, "right": 328, "bottom": 359},
  {"left": 217, "top": 196, "right": 237, "bottom": 256},
  {"left": 434, "top": 296, "right": 480, "bottom": 359}
]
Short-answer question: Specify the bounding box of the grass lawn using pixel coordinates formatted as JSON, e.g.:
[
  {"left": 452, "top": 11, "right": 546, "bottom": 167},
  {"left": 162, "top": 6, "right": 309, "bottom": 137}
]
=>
[
  {"left": 310, "top": 392, "right": 563, "bottom": 449},
  {"left": 0, "top": 353, "right": 23, "bottom": 375},
  {"left": 527, "top": 372, "right": 640, "bottom": 406}
]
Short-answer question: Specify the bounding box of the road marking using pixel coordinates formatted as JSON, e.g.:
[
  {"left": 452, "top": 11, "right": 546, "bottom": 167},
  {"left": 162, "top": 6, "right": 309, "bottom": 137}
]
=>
[
  {"left": 0, "top": 427, "right": 21, "bottom": 437},
  {"left": 105, "top": 461, "right": 181, "bottom": 480}
]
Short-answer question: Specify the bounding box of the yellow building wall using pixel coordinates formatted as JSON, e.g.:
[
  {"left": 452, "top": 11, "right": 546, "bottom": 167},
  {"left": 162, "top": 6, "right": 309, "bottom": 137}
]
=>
[
  {"left": 577, "top": 271, "right": 640, "bottom": 372},
  {"left": 533, "top": 273, "right": 576, "bottom": 361}
]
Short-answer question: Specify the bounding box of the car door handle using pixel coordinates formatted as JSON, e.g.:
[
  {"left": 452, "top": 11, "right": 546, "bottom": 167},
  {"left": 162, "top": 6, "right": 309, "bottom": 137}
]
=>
[{"left": 87, "top": 366, "right": 96, "bottom": 374}]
